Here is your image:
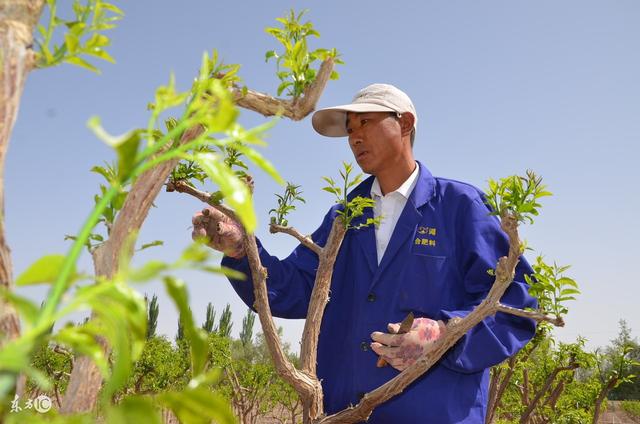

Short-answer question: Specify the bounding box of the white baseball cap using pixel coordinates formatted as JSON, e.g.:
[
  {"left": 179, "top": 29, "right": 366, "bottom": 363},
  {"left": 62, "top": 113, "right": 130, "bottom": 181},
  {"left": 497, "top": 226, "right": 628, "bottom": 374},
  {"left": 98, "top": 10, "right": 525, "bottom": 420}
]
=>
[{"left": 312, "top": 83, "right": 417, "bottom": 137}]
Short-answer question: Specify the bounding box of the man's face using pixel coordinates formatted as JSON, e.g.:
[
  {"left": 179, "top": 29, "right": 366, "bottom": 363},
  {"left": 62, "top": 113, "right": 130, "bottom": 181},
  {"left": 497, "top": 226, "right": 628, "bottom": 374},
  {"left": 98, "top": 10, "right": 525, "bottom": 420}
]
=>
[{"left": 346, "top": 112, "right": 405, "bottom": 175}]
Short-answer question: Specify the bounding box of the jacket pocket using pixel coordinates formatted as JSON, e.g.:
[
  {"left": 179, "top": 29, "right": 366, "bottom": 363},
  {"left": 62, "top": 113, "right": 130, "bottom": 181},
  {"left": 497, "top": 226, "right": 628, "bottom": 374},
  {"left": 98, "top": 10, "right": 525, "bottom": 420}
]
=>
[{"left": 397, "top": 254, "right": 448, "bottom": 316}]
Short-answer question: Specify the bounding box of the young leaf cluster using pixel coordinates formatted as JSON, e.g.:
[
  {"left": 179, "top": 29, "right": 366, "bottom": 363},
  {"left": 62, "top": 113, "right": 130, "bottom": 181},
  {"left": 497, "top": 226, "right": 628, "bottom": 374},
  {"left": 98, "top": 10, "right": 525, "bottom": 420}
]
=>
[
  {"left": 323, "top": 162, "right": 379, "bottom": 230},
  {"left": 486, "top": 170, "right": 552, "bottom": 224},
  {"left": 265, "top": 9, "right": 343, "bottom": 97},
  {"left": 525, "top": 256, "right": 580, "bottom": 324},
  {"left": 35, "top": 0, "right": 123, "bottom": 72},
  {"left": 269, "top": 182, "right": 305, "bottom": 227}
]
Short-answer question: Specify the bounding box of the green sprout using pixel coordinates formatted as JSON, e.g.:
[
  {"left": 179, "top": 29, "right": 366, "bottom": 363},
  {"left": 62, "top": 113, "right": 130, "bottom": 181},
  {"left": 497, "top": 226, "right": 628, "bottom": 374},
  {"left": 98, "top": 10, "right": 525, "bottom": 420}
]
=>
[
  {"left": 486, "top": 170, "right": 552, "bottom": 224},
  {"left": 35, "top": 0, "right": 123, "bottom": 72},
  {"left": 322, "top": 162, "right": 380, "bottom": 230},
  {"left": 269, "top": 183, "right": 306, "bottom": 227},
  {"left": 265, "top": 9, "right": 343, "bottom": 97}
]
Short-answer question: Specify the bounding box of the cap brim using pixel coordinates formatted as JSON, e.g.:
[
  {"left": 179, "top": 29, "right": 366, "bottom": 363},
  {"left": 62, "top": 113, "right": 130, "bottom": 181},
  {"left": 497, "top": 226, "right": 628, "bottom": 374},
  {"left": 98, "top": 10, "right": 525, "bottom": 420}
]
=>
[{"left": 312, "top": 103, "right": 396, "bottom": 137}]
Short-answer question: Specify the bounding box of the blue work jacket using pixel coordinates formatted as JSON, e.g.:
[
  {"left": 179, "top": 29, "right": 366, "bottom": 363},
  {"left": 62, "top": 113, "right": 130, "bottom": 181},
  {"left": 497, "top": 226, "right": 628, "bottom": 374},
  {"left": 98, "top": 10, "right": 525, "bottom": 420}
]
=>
[{"left": 222, "top": 162, "right": 537, "bottom": 423}]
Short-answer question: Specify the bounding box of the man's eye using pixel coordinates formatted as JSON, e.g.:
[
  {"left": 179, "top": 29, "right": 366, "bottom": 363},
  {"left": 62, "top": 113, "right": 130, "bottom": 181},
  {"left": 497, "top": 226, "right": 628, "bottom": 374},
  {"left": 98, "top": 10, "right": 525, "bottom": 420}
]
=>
[{"left": 361, "top": 119, "right": 369, "bottom": 126}]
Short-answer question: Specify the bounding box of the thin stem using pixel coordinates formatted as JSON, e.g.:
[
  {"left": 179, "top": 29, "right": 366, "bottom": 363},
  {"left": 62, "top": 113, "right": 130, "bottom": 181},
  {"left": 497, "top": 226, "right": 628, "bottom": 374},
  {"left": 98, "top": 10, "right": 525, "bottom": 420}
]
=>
[{"left": 37, "top": 184, "right": 121, "bottom": 325}]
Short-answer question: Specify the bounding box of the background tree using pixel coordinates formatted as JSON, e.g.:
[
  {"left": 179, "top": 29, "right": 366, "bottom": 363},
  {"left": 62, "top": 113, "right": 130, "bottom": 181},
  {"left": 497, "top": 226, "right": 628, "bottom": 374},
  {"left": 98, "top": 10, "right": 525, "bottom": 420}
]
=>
[{"left": 145, "top": 294, "right": 159, "bottom": 340}]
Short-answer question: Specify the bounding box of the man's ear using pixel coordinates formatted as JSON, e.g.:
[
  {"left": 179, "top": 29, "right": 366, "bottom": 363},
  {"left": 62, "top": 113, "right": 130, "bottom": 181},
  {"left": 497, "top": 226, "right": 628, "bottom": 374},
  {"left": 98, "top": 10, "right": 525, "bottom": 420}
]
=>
[{"left": 400, "top": 113, "right": 415, "bottom": 137}]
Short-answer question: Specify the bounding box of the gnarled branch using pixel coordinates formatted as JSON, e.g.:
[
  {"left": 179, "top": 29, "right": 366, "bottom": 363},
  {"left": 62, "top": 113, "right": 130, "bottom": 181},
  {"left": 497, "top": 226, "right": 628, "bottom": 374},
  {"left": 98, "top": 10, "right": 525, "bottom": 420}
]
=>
[{"left": 232, "top": 58, "right": 334, "bottom": 121}]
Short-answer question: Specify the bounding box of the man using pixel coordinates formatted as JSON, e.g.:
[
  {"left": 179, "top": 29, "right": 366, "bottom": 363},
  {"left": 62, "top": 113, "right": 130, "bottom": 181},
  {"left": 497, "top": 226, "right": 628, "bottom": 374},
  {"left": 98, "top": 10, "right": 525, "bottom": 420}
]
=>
[{"left": 192, "top": 84, "right": 537, "bottom": 423}]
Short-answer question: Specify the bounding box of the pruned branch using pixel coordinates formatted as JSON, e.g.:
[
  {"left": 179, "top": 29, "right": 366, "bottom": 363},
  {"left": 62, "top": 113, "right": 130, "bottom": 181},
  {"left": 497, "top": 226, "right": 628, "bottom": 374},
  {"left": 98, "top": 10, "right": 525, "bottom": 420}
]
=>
[
  {"left": 242, "top": 233, "right": 322, "bottom": 412},
  {"left": 269, "top": 223, "right": 322, "bottom": 256},
  {"left": 232, "top": 58, "right": 334, "bottom": 121},
  {"left": 496, "top": 303, "right": 565, "bottom": 327},
  {"left": 166, "top": 179, "right": 215, "bottom": 204},
  {"left": 298, "top": 218, "right": 347, "bottom": 419}
]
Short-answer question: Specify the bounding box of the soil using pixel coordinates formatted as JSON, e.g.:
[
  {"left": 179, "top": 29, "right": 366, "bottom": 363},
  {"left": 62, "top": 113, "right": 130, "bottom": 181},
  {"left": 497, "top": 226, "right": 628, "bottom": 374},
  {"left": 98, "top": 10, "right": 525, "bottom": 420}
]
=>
[{"left": 599, "top": 401, "right": 640, "bottom": 424}]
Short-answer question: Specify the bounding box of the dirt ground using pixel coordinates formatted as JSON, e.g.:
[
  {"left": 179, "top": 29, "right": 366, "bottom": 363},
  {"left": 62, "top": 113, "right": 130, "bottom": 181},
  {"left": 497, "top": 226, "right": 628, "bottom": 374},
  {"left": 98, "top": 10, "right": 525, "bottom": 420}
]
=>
[{"left": 598, "top": 401, "right": 640, "bottom": 424}]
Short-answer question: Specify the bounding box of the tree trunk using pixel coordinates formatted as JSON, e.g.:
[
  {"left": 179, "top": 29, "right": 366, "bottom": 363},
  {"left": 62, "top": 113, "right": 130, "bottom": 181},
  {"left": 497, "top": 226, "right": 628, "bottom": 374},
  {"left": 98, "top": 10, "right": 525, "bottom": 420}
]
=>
[
  {"left": 592, "top": 376, "right": 618, "bottom": 424},
  {"left": 0, "top": 0, "right": 46, "bottom": 397}
]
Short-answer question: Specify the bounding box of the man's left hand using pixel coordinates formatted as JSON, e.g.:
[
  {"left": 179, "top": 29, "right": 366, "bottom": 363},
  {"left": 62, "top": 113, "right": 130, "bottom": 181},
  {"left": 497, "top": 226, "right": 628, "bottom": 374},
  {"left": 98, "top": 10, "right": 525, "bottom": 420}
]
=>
[{"left": 370, "top": 317, "right": 446, "bottom": 371}]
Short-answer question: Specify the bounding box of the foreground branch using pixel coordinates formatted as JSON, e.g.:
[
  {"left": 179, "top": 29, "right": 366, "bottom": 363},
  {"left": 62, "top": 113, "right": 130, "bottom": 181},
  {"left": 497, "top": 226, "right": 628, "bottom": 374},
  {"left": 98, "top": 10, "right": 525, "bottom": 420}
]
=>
[
  {"left": 496, "top": 303, "right": 565, "bottom": 327},
  {"left": 0, "top": 0, "right": 47, "bottom": 397},
  {"left": 61, "top": 125, "right": 205, "bottom": 414},
  {"left": 232, "top": 58, "right": 334, "bottom": 121},
  {"left": 269, "top": 223, "right": 322, "bottom": 256},
  {"left": 243, "top": 233, "right": 322, "bottom": 413}
]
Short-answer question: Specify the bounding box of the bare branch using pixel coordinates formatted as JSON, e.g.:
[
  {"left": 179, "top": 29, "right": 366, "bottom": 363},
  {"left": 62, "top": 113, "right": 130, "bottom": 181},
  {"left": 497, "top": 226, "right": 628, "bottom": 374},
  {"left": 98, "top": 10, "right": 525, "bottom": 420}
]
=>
[
  {"left": 269, "top": 223, "right": 322, "bottom": 256},
  {"left": 496, "top": 304, "right": 565, "bottom": 327},
  {"left": 299, "top": 219, "right": 347, "bottom": 419},
  {"left": 243, "top": 233, "right": 322, "bottom": 412},
  {"left": 232, "top": 58, "right": 334, "bottom": 121},
  {"left": 166, "top": 179, "right": 214, "bottom": 204}
]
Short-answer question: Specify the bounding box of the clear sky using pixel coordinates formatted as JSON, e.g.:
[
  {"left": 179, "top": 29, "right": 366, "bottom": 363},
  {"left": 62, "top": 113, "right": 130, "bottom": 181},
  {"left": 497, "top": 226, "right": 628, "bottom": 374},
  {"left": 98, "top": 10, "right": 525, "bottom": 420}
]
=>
[{"left": 8, "top": 0, "right": 640, "bottom": 353}]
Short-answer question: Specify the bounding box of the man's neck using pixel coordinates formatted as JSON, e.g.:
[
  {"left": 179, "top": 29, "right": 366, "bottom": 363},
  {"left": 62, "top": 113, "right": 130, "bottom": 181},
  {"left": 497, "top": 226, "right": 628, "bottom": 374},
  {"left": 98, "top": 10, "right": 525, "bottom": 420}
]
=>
[{"left": 376, "top": 158, "right": 417, "bottom": 196}]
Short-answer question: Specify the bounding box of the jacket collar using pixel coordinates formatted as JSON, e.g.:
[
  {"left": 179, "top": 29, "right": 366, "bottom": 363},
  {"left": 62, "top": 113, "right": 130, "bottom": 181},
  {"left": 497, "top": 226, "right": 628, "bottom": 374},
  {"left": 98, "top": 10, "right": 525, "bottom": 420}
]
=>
[{"left": 349, "top": 160, "right": 437, "bottom": 276}]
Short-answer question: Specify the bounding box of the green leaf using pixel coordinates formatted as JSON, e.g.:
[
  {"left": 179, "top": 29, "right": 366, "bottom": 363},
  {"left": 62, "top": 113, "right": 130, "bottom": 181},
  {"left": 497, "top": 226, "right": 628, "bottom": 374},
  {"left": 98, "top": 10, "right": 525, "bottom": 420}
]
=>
[
  {"left": 106, "top": 396, "right": 161, "bottom": 424},
  {"left": 235, "top": 145, "right": 284, "bottom": 185},
  {"left": 65, "top": 56, "right": 99, "bottom": 73},
  {"left": 192, "top": 152, "right": 256, "bottom": 232},
  {"left": 265, "top": 50, "right": 277, "bottom": 62},
  {"left": 198, "top": 265, "right": 246, "bottom": 281},
  {"left": 53, "top": 325, "right": 109, "bottom": 376},
  {"left": 84, "top": 47, "right": 115, "bottom": 64},
  {"left": 0, "top": 287, "right": 40, "bottom": 326},
  {"left": 128, "top": 260, "right": 169, "bottom": 282},
  {"left": 138, "top": 240, "right": 164, "bottom": 251},
  {"left": 16, "top": 254, "right": 71, "bottom": 286},
  {"left": 157, "top": 387, "right": 235, "bottom": 424},
  {"left": 87, "top": 117, "right": 142, "bottom": 180},
  {"left": 163, "top": 276, "right": 209, "bottom": 376}
]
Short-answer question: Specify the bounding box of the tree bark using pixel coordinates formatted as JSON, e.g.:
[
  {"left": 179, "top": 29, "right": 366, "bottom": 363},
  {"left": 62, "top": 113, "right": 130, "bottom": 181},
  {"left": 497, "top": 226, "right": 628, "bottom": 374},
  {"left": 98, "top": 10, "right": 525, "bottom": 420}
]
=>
[
  {"left": 592, "top": 376, "right": 618, "bottom": 424},
  {"left": 0, "top": 0, "right": 46, "bottom": 398},
  {"left": 519, "top": 363, "right": 578, "bottom": 424}
]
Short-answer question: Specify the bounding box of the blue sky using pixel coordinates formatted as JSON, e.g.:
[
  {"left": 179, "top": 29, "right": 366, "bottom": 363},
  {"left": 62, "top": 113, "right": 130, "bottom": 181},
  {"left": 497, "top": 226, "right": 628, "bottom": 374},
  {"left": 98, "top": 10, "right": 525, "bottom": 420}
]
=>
[{"left": 9, "top": 0, "right": 640, "bottom": 352}]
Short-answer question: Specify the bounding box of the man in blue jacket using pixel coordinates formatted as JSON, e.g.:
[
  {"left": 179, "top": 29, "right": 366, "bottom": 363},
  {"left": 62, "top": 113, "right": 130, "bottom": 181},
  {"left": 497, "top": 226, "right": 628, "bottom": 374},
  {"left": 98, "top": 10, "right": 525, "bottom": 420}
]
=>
[{"left": 192, "top": 84, "right": 537, "bottom": 423}]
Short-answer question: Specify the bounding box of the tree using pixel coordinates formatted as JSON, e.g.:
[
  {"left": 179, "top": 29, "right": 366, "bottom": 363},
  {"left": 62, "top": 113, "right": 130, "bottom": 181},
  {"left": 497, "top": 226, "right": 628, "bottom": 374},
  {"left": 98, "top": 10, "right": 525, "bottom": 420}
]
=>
[
  {"left": 240, "top": 309, "right": 256, "bottom": 348},
  {"left": 1, "top": 4, "right": 572, "bottom": 423},
  {"left": 607, "top": 320, "right": 640, "bottom": 401},
  {"left": 146, "top": 294, "right": 159, "bottom": 340},
  {"left": 202, "top": 302, "right": 216, "bottom": 334},
  {"left": 217, "top": 303, "right": 233, "bottom": 339}
]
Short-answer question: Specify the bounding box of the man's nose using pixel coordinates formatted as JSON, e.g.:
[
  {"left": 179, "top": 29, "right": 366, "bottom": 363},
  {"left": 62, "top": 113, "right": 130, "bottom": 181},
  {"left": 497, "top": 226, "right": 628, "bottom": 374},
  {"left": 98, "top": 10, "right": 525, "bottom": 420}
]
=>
[{"left": 349, "top": 132, "right": 363, "bottom": 146}]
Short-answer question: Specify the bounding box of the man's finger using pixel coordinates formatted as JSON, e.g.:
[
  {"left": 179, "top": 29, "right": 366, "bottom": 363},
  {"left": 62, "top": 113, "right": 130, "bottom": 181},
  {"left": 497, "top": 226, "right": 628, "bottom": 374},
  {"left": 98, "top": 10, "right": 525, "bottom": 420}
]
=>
[
  {"left": 371, "top": 331, "right": 403, "bottom": 347},
  {"left": 370, "top": 342, "right": 399, "bottom": 360},
  {"left": 192, "top": 227, "right": 209, "bottom": 240},
  {"left": 387, "top": 322, "right": 401, "bottom": 334},
  {"left": 217, "top": 221, "right": 238, "bottom": 237}
]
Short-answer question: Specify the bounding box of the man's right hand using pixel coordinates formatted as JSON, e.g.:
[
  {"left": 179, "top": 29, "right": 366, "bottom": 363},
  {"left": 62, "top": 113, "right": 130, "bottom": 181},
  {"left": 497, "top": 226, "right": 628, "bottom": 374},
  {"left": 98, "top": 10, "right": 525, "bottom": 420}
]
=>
[{"left": 191, "top": 206, "right": 246, "bottom": 259}]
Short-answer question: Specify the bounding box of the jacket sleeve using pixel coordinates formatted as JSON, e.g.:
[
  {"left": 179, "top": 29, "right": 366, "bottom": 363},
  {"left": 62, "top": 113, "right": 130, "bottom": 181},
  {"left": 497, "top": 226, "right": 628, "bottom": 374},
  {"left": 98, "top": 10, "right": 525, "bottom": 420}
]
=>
[
  {"left": 221, "top": 207, "right": 337, "bottom": 319},
  {"left": 439, "top": 196, "right": 538, "bottom": 374}
]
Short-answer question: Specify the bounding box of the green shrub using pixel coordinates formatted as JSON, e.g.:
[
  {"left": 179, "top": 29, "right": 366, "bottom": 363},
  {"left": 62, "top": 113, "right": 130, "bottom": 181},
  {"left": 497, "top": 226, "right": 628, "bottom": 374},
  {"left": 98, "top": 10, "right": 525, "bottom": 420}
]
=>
[{"left": 622, "top": 400, "right": 640, "bottom": 419}]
